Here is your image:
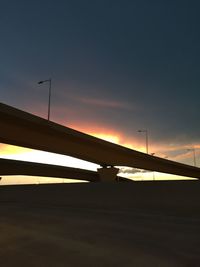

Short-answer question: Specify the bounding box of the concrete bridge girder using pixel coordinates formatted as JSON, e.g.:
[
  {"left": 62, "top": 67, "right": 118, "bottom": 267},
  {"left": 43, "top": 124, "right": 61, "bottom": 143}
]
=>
[
  {"left": 1, "top": 103, "right": 200, "bottom": 180},
  {"left": 0, "top": 158, "right": 129, "bottom": 182}
]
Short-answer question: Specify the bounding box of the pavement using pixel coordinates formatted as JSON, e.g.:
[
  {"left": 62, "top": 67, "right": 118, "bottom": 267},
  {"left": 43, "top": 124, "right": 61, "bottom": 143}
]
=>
[{"left": 0, "top": 181, "right": 200, "bottom": 267}]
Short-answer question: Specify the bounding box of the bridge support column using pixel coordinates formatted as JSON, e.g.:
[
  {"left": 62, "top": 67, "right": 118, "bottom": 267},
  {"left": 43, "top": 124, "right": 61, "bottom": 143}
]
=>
[{"left": 97, "top": 166, "right": 119, "bottom": 182}]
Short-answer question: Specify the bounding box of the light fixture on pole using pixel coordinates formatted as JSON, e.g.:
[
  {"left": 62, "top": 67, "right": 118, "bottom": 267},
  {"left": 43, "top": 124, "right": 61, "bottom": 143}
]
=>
[
  {"left": 38, "top": 78, "right": 52, "bottom": 121},
  {"left": 138, "top": 129, "right": 149, "bottom": 154},
  {"left": 187, "top": 148, "right": 196, "bottom": 167}
]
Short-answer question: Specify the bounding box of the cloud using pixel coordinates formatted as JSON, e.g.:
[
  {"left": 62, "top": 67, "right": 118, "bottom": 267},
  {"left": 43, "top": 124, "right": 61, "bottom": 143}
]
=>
[
  {"left": 119, "top": 167, "right": 149, "bottom": 175},
  {"left": 75, "top": 96, "right": 133, "bottom": 111}
]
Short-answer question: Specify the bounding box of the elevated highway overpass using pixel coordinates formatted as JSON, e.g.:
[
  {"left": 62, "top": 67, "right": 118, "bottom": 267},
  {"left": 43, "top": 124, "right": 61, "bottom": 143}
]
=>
[
  {"left": 0, "top": 103, "right": 200, "bottom": 181},
  {"left": 0, "top": 158, "right": 129, "bottom": 182},
  {"left": 0, "top": 158, "right": 99, "bottom": 182}
]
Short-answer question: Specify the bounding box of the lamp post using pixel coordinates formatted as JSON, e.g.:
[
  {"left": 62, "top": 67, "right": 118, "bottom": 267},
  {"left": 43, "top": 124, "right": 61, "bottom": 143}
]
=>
[
  {"left": 138, "top": 129, "right": 149, "bottom": 154},
  {"left": 38, "top": 78, "right": 52, "bottom": 121},
  {"left": 187, "top": 148, "right": 196, "bottom": 167}
]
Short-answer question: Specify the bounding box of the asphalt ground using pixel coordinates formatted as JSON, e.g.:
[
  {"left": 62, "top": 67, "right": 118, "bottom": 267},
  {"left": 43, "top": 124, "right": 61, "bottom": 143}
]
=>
[{"left": 0, "top": 181, "right": 200, "bottom": 267}]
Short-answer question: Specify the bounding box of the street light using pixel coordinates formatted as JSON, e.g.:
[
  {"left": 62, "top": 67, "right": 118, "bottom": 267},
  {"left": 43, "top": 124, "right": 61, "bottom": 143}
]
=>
[
  {"left": 187, "top": 148, "right": 196, "bottom": 167},
  {"left": 138, "top": 129, "right": 149, "bottom": 154},
  {"left": 38, "top": 78, "right": 52, "bottom": 121}
]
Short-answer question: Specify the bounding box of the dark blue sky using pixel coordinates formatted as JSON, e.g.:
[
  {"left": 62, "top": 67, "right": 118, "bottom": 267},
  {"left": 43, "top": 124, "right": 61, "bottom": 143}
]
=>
[{"left": 1, "top": 0, "right": 200, "bottom": 164}]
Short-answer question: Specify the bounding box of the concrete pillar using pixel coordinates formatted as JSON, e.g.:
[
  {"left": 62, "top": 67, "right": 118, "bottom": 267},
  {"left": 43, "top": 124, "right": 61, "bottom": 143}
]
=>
[{"left": 97, "top": 166, "right": 119, "bottom": 182}]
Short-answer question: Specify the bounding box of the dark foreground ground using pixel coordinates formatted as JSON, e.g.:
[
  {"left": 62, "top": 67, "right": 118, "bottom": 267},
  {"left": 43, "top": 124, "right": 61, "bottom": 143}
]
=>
[{"left": 0, "top": 181, "right": 200, "bottom": 267}]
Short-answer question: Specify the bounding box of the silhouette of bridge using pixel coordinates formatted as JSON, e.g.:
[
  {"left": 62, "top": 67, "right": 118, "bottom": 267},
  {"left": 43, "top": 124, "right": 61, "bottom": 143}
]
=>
[
  {"left": 0, "top": 158, "right": 129, "bottom": 182},
  {"left": 0, "top": 103, "right": 200, "bottom": 181}
]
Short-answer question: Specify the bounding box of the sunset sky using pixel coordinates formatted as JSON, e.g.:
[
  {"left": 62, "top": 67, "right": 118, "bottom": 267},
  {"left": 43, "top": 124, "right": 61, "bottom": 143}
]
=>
[{"left": 1, "top": 1, "right": 200, "bottom": 183}]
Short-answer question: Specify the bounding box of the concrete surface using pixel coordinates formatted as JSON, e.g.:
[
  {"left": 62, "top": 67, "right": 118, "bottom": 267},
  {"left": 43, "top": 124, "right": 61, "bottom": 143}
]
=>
[{"left": 0, "top": 181, "right": 200, "bottom": 266}]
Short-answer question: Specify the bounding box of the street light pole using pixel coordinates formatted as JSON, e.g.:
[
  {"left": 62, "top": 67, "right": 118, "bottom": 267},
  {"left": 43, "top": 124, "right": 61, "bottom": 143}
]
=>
[
  {"left": 38, "top": 79, "right": 52, "bottom": 121},
  {"left": 138, "top": 129, "right": 149, "bottom": 154},
  {"left": 187, "top": 148, "right": 196, "bottom": 167}
]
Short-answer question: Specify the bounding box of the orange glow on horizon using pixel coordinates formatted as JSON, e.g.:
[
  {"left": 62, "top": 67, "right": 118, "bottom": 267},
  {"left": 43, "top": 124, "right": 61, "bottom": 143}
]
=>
[
  {"left": 0, "top": 143, "right": 31, "bottom": 155},
  {"left": 90, "top": 133, "right": 120, "bottom": 144},
  {"left": 90, "top": 133, "right": 136, "bottom": 150},
  {"left": 67, "top": 123, "right": 144, "bottom": 150}
]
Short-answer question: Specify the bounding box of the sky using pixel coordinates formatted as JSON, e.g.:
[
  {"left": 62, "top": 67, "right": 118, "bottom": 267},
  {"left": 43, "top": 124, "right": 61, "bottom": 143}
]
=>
[{"left": 1, "top": 0, "right": 200, "bottom": 183}]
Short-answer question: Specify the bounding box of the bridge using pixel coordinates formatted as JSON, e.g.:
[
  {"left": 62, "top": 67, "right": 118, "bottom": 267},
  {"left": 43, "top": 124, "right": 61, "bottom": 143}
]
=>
[
  {"left": 0, "top": 102, "right": 200, "bottom": 181},
  {"left": 0, "top": 158, "right": 129, "bottom": 182},
  {"left": 0, "top": 158, "right": 99, "bottom": 182}
]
